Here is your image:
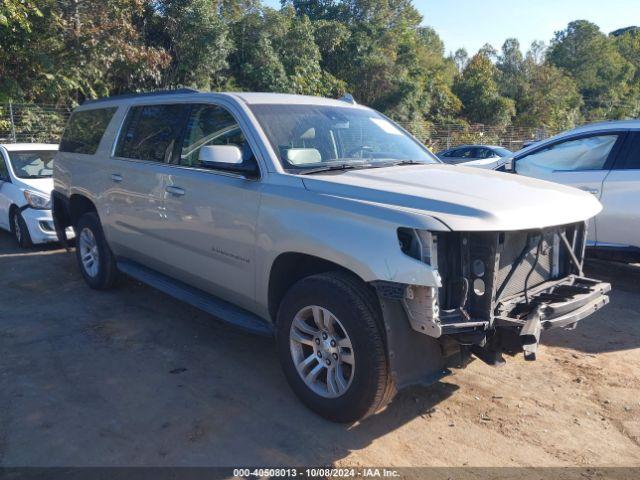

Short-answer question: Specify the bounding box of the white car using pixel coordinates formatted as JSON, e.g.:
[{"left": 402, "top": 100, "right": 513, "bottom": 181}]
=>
[
  {"left": 500, "top": 121, "right": 640, "bottom": 262},
  {"left": 0, "top": 143, "right": 73, "bottom": 247}
]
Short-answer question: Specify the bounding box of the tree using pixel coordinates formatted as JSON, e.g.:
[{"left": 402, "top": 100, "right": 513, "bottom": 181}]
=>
[
  {"left": 144, "top": 0, "right": 232, "bottom": 90},
  {"left": 547, "top": 20, "right": 636, "bottom": 119},
  {"left": 496, "top": 38, "right": 524, "bottom": 99},
  {"left": 451, "top": 48, "right": 468, "bottom": 73},
  {"left": 0, "top": 0, "right": 41, "bottom": 32},
  {"left": 453, "top": 52, "right": 515, "bottom": 126},
  {"left": 515, "top": 63, "right": 582, "bottom": 131}
]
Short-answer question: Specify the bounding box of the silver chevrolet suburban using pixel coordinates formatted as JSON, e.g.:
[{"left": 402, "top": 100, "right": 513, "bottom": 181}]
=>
[{"left": 53, "top": 90, "right": 611, "bottom": 422}]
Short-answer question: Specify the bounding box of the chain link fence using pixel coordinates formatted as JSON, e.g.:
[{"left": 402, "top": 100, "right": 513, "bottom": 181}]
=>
[
  {"left": 398, "top": 121, "right": 558, "bottom": 153},
  {"left": 0, "top": 103, "right": 71, "bottom": 144},
  {"left": 1, "top": 103, "right": 558, "bottom": 152}
]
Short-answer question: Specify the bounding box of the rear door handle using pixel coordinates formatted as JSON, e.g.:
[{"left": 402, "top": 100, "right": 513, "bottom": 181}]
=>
[
  {"left": 111, "top": 173, "right": 123, "bottom": 183},
  {"left": 578, "top": 186, "right": 599, "bottom": 196},
  {"left": 165, "top": 186, "right": 185, "bottom": 197}
]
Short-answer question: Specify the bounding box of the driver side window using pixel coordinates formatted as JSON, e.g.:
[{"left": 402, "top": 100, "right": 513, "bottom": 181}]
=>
[
  {"left": 180, "top": 104, "right": 257, "bottom": 170},
  {"left": 516, "top": 134, "right": 619, "bottom": 175}
]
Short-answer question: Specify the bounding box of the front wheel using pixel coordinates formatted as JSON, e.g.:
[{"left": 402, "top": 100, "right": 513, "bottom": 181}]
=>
[
  {"left": 276, "top": 272, "right": 394, "bottom": 423},
  {"left": 11, "top": 209, "right": 33, "bottom": 249}
]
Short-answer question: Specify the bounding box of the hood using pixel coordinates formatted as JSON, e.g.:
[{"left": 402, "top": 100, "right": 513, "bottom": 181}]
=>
[
  {"left": 13, "top": 177, "right": 54, "bottom": 196},
  {"left": 301, "top": 164, "right": 602, "bottom": 232}
]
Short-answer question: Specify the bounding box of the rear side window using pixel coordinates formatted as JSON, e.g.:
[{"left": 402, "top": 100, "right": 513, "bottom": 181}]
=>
[
  {"left": 115, "top": 104, "right": 188, "bottom": 162},
  {"left": 59, "top": 107, "right": 117, "bottom": 154}
]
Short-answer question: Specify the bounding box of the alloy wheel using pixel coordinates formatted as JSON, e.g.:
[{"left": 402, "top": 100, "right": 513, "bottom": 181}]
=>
[
  {"left": 79, "top": 227, "right": 100, "bottom": 277},
  {"left": 289, "top": 305, "right": 355, "bottom": 398}
]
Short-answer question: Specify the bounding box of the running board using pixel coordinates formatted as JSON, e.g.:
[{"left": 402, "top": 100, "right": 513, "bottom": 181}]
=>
[{"left": 116, "top": 259, "right": 274, "bottom": 337}]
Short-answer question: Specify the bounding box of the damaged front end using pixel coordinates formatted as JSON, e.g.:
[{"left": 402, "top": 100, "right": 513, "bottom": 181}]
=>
[{"left": 396, "top": 222, "right": 610, "bottom": 366}]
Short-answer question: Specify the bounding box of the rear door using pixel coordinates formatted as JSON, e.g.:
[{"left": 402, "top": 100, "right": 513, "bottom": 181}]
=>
[
  {"left": 596, "top": 131, "right": 640, "bottom": 249},
  {"left": 105, "top": 103, "right": 189, "bottom": 267},
  {"left": 513, "top": 132, "right": 626, "bottom": 244}
]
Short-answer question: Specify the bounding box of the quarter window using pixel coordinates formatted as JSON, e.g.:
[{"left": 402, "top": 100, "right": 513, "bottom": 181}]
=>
[
  {"left": 516, "top": 135, "right": 619, "bottom": 175},
  {"left": 116, "top": 104, "right": 188, "bottom": 162},
  {"left": 180, "top": 104, "right": 255, "bottom": 169},
  {"left": 59, "top": 107, "right": 117, "bottom": 155}
]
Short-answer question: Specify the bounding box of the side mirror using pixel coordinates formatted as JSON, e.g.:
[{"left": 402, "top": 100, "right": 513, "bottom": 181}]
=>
[
  {"left": 198, "top": 145, "right": 259, "bottom": 178},
  {"left": 503, "top": 156, "right": 515, "bottom": 172}
]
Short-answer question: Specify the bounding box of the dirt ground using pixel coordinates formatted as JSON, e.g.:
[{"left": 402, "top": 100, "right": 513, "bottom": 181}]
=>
[{"left": 1, "top": 230, "right": 639, "bottom": 468}]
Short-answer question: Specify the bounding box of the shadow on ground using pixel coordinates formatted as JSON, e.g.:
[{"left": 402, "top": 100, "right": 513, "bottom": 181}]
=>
[
  {"left": 542, "top": 259, "right": 640, "bottom": 354},
  {"left": 0, "top": 231, "right": 457, "bottom": 466}
]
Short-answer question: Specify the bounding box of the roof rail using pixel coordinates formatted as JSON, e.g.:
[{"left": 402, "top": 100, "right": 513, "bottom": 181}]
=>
[
  {"left": 338, "top": 93, "right": 357, "bottom": 105},
  {"left": 82, "top": 88, "right": 199, "bottom": 106}
]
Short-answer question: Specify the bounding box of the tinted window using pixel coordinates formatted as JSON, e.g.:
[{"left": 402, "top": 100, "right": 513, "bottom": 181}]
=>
[
  {"left": 516, "top": 134, "right": 618, "bottom": 176},
  {"left": 181, "top": 104, "right": 254, "bottom": 168},
  {"left": 0, "top": 156, "right": 8, "bottom": 180},
  {"left": 116, "top": 104, "right": 188, "bottom": 162},
  {"left": 458, "top": 148, "right": 475, "bottom": 158},
  {"left": 7, "top": 150, "right": 56, "bottom": 178},
  {"left": 616, "top": 133, "right": 640, "bottom": 169},
  {"left": 59, "top": 107, "right": 117, "bottom": 154},
  {"left": 476, "top": 148, "right": 493, "bottom": 159}
]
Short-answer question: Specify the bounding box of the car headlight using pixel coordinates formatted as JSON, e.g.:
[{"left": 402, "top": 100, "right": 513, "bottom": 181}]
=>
[
  {"left": 397, "top": 228, "right": 438, "bottom": 267},
  {"left": 23, "top": 190, "right": 51, "bottom": 210}
]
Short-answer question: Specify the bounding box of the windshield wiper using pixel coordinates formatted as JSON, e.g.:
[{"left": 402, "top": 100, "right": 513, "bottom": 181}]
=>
[
  {"left": 297, "top": 163, "right": 372, "bottom": 175},
  {"left": 366, "top": 159, "right": 428, "bottom": 169}
]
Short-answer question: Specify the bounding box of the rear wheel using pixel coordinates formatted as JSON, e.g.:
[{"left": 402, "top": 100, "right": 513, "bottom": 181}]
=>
[
  {"left": 75, "top": 212, "right": 118, "bottom": 289},
  {"left": 10, "top": 209, "right": 33, "bottom": 249},
  {"left": 276, "top": 272, "right": 393, "bottom": 423}
]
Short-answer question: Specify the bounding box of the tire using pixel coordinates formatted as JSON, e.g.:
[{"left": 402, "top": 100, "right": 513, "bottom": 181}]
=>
[
  {"left": 276, "top": 271, "right": 394, "bottom": 423},
  {"left": 10, "top": 209, "right": 33, "bottom": 249},
  {"left": 75, "top": 212, "right": 118, "bottom": 290}
]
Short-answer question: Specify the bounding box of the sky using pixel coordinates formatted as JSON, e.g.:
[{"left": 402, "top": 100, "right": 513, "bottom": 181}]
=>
[{"left": 263, "top": 0, "right": 640, "bottom": 55}]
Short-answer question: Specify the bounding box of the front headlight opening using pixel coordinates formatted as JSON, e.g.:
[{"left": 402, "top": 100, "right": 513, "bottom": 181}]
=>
[
  {"left": 398, "top": 228, "right": 438, "bottom": 268},
  {"left": 23, "top": 190, "right": 51, "bottom": 210}
]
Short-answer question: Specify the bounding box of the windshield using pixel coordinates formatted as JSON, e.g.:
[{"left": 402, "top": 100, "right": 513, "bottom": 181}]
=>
[
  {"left": 249, "top": 104, "right": 439, "bottom": 172},
  {"left": 8, "top": 150, "right": 56, "bottom": 179}
]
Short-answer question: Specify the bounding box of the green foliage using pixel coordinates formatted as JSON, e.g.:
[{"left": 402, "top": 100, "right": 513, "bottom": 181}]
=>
[
  {"left": 0, "top": 1, "right": 638, "bottom": 134},
  {"left": 453, "top": 52, "right": 515, "bottom": 126},
  {"left": 146, "top": 0, "right": 232, "bottom": 90},
  {"left": 548, "top": 20, "right": 636, "bottom": 119},
  {"left": 0, "top": 0, "right": 41, "bottom": 32}
]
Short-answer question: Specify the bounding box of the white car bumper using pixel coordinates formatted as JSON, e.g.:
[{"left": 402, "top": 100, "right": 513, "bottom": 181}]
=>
[{"left": 21, "top": 207, "right": 75, "bottom": 245}]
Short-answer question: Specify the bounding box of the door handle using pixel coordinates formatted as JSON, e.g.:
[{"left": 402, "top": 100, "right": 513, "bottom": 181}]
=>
[
  {"left": 578, "top": 186, "right": 599, "bottom": 196},
  {"left": 111, "top": 173, "right": 123, "bottom": 183},
  {"left": 165, "top": 186, "right": 185, "bottom": 197}
]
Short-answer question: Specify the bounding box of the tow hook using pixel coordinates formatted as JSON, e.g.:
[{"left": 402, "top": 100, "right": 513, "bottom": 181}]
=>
[{"left": 520, "top": 308, "right": 542, "bottom": 361}]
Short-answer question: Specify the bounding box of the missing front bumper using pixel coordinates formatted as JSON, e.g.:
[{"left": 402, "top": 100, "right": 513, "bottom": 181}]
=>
[
  {"left": 495, "top": 276, "right": 611, "bottom": 329},
  {"left": 484, "top": 276, "right": 611, "bottom": 361}
]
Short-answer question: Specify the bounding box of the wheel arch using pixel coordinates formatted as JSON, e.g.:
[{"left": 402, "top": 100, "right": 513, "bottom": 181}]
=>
[{"left": 267, "top": 252, "right": 373, "bottom": 323}]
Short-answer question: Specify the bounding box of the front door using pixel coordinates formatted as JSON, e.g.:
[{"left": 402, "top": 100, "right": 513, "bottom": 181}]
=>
[
  {"left": 596, "top": 132, "right": 640, "bottom": 249},
  {"left": 158, "top": 103, "right": 261, "bottom": 312},
  {"left": 514, "top": 132, "right": 626, "bottom": 244}
]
